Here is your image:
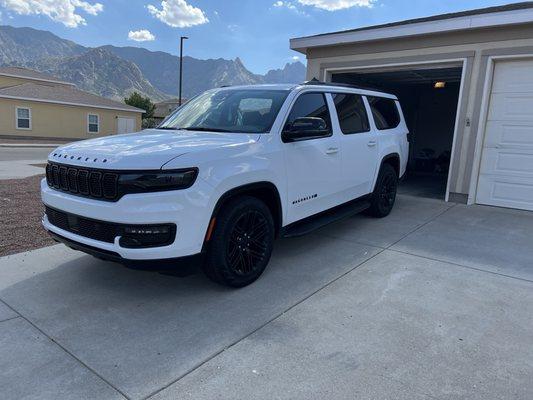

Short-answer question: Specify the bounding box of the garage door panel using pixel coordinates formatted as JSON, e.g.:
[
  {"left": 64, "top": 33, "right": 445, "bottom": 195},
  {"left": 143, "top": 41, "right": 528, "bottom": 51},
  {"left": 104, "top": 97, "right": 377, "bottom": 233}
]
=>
[
  {"left": 477, "top": 176, "right": 533, "bottom": 211},
  {"left": 488, "top": 93, "right": 533, "bottom": 122},
  {"left": 477, "top": 59, "right": 533, "bottom": 211},
  {"left": 480, "top": 148, "right": 533, "bottom": 177},
  {"left": 491, "top": 60, "right": 533, "bottom": 93},
  {"left": 483, "top": 121, "right": 533, "bottom": 148}
]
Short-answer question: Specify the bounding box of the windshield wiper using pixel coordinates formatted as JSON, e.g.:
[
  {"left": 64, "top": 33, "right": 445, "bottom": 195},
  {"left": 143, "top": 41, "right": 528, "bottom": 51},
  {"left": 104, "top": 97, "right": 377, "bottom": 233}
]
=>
[
  {"left": 180, "top": 127, "right": 234, "bottom": 133},
  {"left": 157, "top": 126, "right": 181, "bottom": 130}
]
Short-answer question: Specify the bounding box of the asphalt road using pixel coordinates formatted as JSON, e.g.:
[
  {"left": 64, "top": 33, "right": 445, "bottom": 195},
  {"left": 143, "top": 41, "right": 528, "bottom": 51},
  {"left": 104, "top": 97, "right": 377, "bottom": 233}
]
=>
[{"left": 0, "top": 147, "right": 55, "bottom": 162}]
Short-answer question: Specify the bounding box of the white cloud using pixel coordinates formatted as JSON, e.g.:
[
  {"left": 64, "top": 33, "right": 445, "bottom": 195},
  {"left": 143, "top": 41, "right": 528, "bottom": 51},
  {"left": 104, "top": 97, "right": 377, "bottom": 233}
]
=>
[
  {"left": 148, "top": 0, "right": 208, "bottom": 28},
  {"left": 292, "top": 56, "right": 300, "bottom": 61},
  {"left": 128, "top": 29, "right": 156, "bottom": 42},
  {"left": 297, "top": 0, "right": 375, "bottom": 11},
  {"left": 0, "top": 0, "right": 103, "bottom": 27},
  {"left": 272, "top": 1, "right": 308, "bottom": 16}
]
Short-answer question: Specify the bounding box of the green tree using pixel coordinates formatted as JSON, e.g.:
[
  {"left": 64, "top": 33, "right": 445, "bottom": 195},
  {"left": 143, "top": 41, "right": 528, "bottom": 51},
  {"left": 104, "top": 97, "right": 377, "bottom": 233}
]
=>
[{"left": 124, "top": 92, "right": 155, "bottom": 119}]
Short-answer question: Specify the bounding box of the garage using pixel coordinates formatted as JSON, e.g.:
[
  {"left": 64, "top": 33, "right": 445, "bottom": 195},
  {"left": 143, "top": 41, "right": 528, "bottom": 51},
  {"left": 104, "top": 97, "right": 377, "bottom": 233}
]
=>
[
  {"left": 290, "top": 2, "right": 533, "bottom": 211},
  {"left": 332, "top": 64, "right": 463, "bottom": 200},
  {"left": 476, "top": 59, "right": 533, "bottom": 211}
]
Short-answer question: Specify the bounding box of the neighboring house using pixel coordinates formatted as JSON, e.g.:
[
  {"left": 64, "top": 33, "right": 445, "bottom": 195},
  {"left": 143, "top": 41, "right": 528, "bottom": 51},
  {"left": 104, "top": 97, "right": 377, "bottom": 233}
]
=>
[
  {"left": 0, "top": 67, "right": 143, "bottom": 140},
  {"left": 291, "top": 2, "right": 533, "bottom": 212},
  {"left": 153, "top": 98, "right": 186, "bottom": 123}
]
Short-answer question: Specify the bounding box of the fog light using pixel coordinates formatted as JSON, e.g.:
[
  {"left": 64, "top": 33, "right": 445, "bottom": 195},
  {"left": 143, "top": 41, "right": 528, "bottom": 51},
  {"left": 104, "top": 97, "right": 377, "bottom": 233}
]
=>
[{"left": 120, "top": 224, "right": 176, "bottom": 248}]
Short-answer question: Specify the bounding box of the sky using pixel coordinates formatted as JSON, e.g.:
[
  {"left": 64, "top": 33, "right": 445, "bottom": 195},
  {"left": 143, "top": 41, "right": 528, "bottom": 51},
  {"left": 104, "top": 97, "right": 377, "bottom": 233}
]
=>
[{"left": 0, "top": 0, "right": 517, "bottom": 74}]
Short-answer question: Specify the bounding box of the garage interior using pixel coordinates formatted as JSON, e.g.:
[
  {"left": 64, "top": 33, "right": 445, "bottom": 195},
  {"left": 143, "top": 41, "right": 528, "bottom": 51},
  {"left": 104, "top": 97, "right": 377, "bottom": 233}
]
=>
[{"left": 332, "top": 65, "right": 463, "bottom": 200}]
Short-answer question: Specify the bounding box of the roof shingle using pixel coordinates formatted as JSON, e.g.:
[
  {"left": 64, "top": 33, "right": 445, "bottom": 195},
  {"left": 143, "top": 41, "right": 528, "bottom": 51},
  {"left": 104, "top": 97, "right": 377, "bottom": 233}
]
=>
[
  {"left": 0, "top": 83, "right": 144, "bottom": 113},
  {"left": 0, "top": 67, "right": 74, "bottom": 85}
]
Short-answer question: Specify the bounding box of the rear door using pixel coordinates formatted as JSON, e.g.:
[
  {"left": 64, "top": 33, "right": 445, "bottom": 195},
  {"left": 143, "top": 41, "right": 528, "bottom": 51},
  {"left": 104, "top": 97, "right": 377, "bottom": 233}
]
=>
[
  {"left": 331, "top": 92, "right": 378, "bottom": 201},
  {"left": 282, "top": 92, "right": 342, "bottom": 224}
]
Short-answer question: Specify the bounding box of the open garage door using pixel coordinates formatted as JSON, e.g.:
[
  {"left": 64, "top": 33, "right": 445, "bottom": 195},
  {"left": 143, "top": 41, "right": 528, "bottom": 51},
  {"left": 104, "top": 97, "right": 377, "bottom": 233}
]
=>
[
  {"left": 332, "top": 63, "right": 463, "bottom": 200},
  {"left": 476, "top": 59, "right": 533, "bottom": 211}
]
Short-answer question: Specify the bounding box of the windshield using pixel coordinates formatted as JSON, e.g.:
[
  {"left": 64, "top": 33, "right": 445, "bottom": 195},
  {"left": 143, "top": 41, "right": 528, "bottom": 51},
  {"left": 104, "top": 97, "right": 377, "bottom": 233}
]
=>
[{"left": 158, "top": 88, "right": 289, "bottom": 134}]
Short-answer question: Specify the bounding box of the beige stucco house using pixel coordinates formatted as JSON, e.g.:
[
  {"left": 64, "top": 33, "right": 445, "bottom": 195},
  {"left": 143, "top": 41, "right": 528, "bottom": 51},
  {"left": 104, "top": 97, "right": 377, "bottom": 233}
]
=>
[
  {"left": 291, "top": 2, "right": 533, "bottom": 212},
  {"left": 0, "top": 67, "right": 143, "bottom": 140}
]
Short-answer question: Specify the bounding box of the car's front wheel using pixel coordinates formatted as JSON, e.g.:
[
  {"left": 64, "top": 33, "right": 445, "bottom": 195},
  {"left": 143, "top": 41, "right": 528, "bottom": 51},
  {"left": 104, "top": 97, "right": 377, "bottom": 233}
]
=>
[{"left": 204, "top": 196, "right": 275, "bottom": 287}]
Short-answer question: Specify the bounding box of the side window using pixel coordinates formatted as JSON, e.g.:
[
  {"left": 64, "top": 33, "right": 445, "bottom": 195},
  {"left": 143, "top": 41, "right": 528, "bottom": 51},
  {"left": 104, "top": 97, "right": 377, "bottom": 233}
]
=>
[
  {"left": 16, "top": 107, "right": 31, "bottom": 130},
  {"left": 332, "top": 93, "right": 370, "bottom": 134},
  {"left": 285, "top": 93, "right": 332, "bottom": 136},
  {"left": 88, "top": 114, "right": 99, "bottom": 133},
  {"left": 367, "top": 96, "right": 400, "bottom": 130}
]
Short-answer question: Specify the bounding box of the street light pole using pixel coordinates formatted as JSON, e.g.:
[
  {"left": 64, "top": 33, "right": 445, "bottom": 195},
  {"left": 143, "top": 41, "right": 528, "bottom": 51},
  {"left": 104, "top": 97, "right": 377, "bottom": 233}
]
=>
[{"left": 179, "top": 36, "right": 188, "bottom": 107}]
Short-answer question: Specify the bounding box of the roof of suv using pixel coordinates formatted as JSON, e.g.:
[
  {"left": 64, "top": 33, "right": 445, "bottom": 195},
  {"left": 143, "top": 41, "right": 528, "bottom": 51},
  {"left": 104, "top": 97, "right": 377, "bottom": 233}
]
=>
[{"left": 217, "top": 83, "right": 398, "bottom": 100}]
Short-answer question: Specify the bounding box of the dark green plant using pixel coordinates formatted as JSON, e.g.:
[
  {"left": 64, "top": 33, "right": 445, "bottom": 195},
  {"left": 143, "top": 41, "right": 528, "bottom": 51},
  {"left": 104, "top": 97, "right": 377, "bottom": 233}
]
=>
[{"left": 124, "top": 92, "right": 155, "bottom": 119}]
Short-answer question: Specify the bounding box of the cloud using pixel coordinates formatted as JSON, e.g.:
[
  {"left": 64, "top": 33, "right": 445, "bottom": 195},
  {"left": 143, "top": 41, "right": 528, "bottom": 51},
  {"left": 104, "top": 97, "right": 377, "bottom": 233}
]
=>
[
  {"left": 297, "top": 0, "right": 375, "bottom": 11},
  {"left": 148, "top": 0, "right": 208, "bottom": 28},
  {"left": 0, "top": 0, "right": 103, "bottom": 27},
  {"left": 272, "top": 1, "right": 308, "bottom": 16},
  {"left": 128, "top": 29, "right": 156, "bottom": 42},
  {"left": 292, "top": 56, "right": 300, "bottom": 61}
]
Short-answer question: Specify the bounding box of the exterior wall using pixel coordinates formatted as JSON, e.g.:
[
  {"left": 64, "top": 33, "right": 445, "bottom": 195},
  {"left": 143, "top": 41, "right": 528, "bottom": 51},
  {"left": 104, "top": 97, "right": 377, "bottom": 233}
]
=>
[
  {"left": 303, "top": 24, "right": 533, "bottom": 198},
  {"left": 0, "top": 98, "right": 142, "bottom": 139},
  {"left": 0, "top": 75, "right": 71, "bottom": 89}
]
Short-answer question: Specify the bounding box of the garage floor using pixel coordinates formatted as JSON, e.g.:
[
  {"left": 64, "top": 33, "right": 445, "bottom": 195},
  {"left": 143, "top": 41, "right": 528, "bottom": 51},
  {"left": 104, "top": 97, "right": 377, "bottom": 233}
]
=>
[{"left": 1, "top": 195, "right": 532, "bottom": 400}]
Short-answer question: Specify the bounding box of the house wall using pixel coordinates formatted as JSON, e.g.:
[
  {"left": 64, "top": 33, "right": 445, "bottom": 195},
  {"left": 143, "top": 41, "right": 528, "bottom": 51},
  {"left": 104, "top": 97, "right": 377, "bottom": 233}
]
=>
[
  {"left": 303, "top": 24, "right": 533, "bottom": 198},
  {"left": 0, "top": 98, "right": 142, "bottom": 139}
]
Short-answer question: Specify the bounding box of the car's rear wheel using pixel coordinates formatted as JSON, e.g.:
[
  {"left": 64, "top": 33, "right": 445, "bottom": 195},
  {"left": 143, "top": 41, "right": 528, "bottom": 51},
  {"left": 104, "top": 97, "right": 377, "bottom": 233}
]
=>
[
  {"left": 368, "top": 163, "right": 398, "bottom": 218},
  {"left": 203, "top": 196, "right": 275, "bottom": 287}
]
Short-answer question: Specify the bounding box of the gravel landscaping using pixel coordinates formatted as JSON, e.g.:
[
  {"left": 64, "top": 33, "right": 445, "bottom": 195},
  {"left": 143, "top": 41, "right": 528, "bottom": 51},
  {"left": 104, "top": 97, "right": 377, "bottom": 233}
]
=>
[{"left": 0, "top": 174, "right": 54, "bottom": 257}]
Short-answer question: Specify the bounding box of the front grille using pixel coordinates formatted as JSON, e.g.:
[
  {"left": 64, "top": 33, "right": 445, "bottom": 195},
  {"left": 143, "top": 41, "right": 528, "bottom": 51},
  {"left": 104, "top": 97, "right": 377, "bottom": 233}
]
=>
[
  {"left": 45, "top": 206, "right": 177, "bottom": 248},
  {"left": 46, "top": 162, "right": 119, "bottom": 201}
]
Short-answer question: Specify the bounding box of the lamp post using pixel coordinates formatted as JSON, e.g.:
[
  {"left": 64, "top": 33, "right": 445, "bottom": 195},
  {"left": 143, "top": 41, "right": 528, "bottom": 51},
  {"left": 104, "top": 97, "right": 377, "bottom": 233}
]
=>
[{"left": 179, "top": 36, "right": 188, "bottom": 107}]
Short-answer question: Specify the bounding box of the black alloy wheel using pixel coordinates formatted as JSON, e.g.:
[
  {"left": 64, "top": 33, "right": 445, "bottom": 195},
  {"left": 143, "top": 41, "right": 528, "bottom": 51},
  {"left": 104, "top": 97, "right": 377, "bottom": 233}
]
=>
[
  {"left": 368, "top": 163, "right": 398, "bottom": 218},
  {"left": 204, "top": 196, "right": 274, "bottom": 287}
]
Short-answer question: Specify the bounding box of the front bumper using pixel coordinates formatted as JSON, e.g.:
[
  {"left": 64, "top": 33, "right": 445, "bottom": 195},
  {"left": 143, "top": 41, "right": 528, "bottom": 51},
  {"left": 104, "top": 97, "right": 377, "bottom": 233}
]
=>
[{"left": 41, "top": 178, "right": 214, "bottom": 260}]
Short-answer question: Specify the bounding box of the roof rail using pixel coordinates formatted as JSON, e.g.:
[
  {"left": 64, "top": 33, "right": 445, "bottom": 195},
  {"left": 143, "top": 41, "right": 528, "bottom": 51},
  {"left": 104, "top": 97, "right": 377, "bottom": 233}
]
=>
[{"left": 303, "top": 78, "right": 388, "bottom": 94}]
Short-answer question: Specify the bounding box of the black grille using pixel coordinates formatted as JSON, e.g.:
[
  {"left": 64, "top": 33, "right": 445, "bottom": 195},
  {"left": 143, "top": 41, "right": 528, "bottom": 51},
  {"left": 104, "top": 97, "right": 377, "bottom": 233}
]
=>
[
  {"left": 46, "top": 162, "right": 119, "bottom": 201},
  {"left": 45, "top": 206, "right": 121, "bottom": 243}
]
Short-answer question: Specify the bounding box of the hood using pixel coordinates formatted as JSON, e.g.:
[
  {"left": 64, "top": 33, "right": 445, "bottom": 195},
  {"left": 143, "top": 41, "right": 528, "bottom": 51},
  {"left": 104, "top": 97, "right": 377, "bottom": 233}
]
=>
[{"left": 48, "top": 129, "right": 261, "bottom": 169}]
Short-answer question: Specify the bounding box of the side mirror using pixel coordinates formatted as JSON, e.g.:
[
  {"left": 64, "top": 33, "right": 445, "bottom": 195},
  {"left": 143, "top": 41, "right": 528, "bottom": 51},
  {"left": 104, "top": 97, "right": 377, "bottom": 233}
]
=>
[{"left": 282, "top": 117, "right": 330, "bottom": 143}]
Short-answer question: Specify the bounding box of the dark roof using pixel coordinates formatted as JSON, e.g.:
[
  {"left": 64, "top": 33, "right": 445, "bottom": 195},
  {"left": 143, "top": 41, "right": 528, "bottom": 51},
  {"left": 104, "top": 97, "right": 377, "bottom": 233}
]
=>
[
  {"left": 0, "top": 66, "right": 74, "bottom": 85},
  {"left": 0, "top": 83, "right": 143, "bottom": 112},
  {"left": 306, "top": 2, "right": 533, "bottom": 39}
]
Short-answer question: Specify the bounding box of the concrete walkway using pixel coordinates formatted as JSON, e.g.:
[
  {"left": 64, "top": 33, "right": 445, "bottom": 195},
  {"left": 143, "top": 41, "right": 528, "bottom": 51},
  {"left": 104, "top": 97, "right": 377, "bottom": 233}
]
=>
[{"left": 0, "top": 195, "right": 532, "bottom": 400}]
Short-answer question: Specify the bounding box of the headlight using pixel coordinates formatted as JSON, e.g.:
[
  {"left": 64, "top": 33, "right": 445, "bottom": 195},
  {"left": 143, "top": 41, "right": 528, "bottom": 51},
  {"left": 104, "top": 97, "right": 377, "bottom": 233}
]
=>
[{"left": 118, "top": 168, "right": 198, "bottom": 196}]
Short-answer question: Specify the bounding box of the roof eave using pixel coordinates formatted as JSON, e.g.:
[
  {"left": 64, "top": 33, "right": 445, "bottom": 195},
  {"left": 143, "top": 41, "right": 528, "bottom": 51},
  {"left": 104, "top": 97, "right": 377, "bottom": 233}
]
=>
[
  {"left": 0, "top": 72, "right": 76, "bottom": 87},
  {"left": 290, "top": 7, "right": 533, "bottom": 53}
]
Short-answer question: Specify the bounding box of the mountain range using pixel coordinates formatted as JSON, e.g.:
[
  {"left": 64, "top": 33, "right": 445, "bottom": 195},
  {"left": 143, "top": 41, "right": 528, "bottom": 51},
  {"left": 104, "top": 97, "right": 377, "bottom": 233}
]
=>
[{"left": 0, "top": 25, "right": 306, "bottom": 102}]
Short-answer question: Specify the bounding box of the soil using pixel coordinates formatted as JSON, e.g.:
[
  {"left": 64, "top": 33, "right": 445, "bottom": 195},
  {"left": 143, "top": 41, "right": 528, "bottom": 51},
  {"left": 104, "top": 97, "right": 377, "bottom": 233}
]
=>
[{"left": 0, "top": 174, "right": 55, "bottom": 257}]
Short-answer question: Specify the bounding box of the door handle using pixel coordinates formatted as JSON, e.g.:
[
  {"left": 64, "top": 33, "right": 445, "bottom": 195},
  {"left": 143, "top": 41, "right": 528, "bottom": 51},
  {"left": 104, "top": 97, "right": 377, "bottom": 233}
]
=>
[
  {"left": 326, "top": 147, "right": 339, "bottom": 155},
  {"left": 367, "top": 140, "right": 377, "bottom": 147}
]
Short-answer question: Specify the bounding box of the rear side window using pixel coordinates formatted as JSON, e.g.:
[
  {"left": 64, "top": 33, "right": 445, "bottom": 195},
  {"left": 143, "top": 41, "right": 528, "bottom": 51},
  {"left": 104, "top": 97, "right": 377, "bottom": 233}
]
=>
[
  {"left": 332, "top": 93, "right": 369, "bottom": 134},
  {"left": 285, "top": 93, "right": 332, "bottom": 135},
  {"left": 367, "top": 96, "right": 400, "bottom": 130}
]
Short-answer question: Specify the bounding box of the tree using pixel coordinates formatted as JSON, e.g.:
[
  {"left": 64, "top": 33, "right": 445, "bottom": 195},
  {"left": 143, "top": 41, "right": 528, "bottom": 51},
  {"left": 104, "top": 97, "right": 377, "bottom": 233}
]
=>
[{"left": 124, "top": 92, "right": 155, "bottom": 119}]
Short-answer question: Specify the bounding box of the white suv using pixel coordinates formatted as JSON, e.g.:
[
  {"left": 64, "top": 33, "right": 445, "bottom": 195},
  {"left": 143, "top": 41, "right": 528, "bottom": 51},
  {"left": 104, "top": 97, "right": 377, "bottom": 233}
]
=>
[{"left": 42, "top": 81, "right": 408, "bottom": 287}]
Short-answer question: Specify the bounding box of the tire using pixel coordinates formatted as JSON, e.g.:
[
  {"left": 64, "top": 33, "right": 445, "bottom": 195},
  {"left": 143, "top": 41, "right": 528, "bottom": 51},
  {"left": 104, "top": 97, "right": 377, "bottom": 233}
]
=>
[
  {"left": 368, "top": 163, "right": 398, "bottom": 218},
  {"left": 203, "top": 196, "right": 275, "bottom": 288}
]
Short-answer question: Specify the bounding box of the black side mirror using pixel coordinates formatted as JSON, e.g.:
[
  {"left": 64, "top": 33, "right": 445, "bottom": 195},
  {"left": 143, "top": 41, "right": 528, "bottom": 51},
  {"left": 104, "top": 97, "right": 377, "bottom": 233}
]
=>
[{"left": 282, "top": 117, "right": 330, "bottom": 143}]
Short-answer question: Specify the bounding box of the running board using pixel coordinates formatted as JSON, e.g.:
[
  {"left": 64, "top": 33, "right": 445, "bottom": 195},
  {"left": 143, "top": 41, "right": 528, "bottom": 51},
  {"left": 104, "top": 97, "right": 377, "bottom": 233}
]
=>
[{"left": 281, "top": 198, "right": 371, "bottom": 238}]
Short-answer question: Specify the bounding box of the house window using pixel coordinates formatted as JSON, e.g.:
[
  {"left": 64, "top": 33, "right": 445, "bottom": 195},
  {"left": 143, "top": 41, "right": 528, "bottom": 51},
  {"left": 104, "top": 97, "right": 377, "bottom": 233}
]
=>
[
  {"left": 16, "top": 107, "right": 31, "bottom": 130},
  {"left": 88, "top": 114, "right": 99, "bottom": 133}
]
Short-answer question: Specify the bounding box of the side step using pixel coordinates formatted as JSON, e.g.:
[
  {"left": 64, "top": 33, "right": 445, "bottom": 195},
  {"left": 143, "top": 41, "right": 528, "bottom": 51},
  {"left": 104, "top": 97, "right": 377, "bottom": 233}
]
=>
[{"left": 281, "top": 198, "right": 371, "bottom": 238}]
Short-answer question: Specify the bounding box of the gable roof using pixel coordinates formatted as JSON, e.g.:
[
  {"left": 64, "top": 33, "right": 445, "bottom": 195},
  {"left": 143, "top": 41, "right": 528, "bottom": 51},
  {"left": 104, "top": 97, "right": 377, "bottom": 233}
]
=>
[
  {"left": 0, "top": 83, "right": 144, "bottom": 113},
  {"left": 291, "top": 2, "right": 533, "bottom": 52},
  {"left": 0, "top": 67, "right": 75, "bottom": 86}
]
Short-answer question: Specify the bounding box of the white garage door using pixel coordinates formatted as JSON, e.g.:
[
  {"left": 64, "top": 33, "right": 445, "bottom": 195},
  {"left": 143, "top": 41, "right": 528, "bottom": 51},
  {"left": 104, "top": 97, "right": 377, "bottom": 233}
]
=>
[
  {"left": 117, "top": 117, "right": 136, "bottom": 134},
  {"left": 476, "top": 59, "right": 533, "bottom": 211}
]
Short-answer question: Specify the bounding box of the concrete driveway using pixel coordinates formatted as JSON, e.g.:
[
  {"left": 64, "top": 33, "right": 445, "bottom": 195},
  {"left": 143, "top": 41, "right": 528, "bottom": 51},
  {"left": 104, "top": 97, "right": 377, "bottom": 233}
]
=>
[{"left": 1, "top": 195, "right": 532, "bottom": 400}]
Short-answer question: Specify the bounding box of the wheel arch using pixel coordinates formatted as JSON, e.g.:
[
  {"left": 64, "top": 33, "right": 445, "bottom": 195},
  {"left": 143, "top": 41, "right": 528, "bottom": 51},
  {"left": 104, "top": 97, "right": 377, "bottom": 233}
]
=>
[
  {"left": 380, "top": 153, "right": 401, "bottom": 178},
  {"left": 204, "top": 181, "right": 283, "bottom": 245}
]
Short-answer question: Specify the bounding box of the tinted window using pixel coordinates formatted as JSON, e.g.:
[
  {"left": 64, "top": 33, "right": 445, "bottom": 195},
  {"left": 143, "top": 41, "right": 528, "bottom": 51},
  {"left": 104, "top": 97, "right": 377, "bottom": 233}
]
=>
[
  {"left": 285, "top": 93, "right": 332, "bottom": 135},
  {"left": 332, "top": 93, "right": 369, "bottom": 134},
  {"left": 367, "top": 97, "right": 400, "bottom": 130}
]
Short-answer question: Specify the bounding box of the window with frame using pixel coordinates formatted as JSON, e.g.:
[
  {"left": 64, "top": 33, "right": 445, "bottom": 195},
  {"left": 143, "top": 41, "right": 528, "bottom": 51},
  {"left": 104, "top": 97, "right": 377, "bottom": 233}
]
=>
[
  {"left": 88, "top": 114, "right": 99, "bottom": 133},
  {"left": 285, "top": 93, "right": 332, "bottom": 136},
  {"left": 332, "top": 93, "right": 370, "bottom": 134},
  {"left": 16, "top": 107, "right": 31, "bottom": 129},
  {"left": 367, "top": 96, "right": 400, "bottom": 130}
]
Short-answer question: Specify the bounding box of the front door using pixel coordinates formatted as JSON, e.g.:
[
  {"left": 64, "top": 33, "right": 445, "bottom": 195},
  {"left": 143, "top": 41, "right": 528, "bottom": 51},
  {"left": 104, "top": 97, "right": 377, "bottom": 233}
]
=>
[{"left": 282, "top": 92, "right": 342, "bottom": 224}]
